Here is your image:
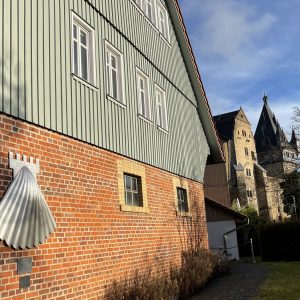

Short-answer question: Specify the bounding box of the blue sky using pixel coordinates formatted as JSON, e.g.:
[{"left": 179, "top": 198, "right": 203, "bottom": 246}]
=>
[{"left": 178, "top": 0, "right": 300, "bottom": 136}]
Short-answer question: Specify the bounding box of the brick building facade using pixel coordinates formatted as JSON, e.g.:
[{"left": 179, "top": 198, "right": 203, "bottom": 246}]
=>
[{"left": 0, "top": 114, "right": 208, "bottom": 299}]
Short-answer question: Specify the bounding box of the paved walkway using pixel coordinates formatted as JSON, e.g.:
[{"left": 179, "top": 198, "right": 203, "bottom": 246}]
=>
[{"left": 190, "top": 261, "right": 269, "bottom": 300}]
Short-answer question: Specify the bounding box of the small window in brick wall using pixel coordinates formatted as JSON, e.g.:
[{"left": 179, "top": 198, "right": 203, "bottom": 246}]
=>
[
  {"left": 246, "top": 168, "right": 252, "bottom": 177},
  {"left": 177, "top": 187, "right": 189, "bottom": 213},
  {"left": 124, "top": 174, "right": 143, "bottom": 207},
  {"left": 245, "top": 147, "right": 249, "bottom": 156}
]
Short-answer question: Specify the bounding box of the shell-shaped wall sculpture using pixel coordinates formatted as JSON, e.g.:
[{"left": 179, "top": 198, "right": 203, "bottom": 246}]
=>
[{"left": 0, "top": 166, "right": 56, "bottom": 249}]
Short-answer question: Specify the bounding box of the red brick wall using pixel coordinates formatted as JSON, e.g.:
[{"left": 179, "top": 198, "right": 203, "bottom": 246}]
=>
[{"left": 0, "top": 113, "right": 208, "bottom": 300}]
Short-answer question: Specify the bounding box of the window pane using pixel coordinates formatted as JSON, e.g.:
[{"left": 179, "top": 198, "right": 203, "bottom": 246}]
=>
[
  {"left": 80, "top": 30, "right": 87, "bottom": 46},
  {"left": 112, "top": 69, "right": 118, "bottom": 99},
  {"left": 126, "top": 191, "right": 132, "bottom": 206},
  {"left": 111, "top": 55, "right": 116, "bottom": 69},
  {"left": 140, "top": 92, "right": 145, "bottom": 116},
  {"left": 81, "top": 46, "right": 88, "bottom": 80},
  {"left": 158, "top": 106, "right": 162, "bottom": 127},
  {"left": 132, "top": 177, "right": 138, "bottom": 192},
  {"left": 132, "top": 193, "right": 140, "bottom": 206},
  {"left": 73, "top": 24, "right": 77, "bottom": 39},
  {"left": 177, "top": 188, "right": 188, "bottom": 212},
  {"left": 183, "top": 198, "right": 188, "bottom": 212},
  {"left": 162, "top": 98, "right": 167, "bottom": 129},
  {"left": 73, "top": 41, "right": 78, "bottom": 75},
  {"left": 140, "top": 78, "right": 144, "bottom": 90},
  {"left": 147, "top": 0, "right": 152, "bottom": 21},
  {"left": 177, "top": 188, "right": 181, "bottom": 201},
  {"left": 125, "top": 175, "right": 131, "bottom": 190},
  {"left": 157, "top": 92, "right": 161, "bottom": 105}
]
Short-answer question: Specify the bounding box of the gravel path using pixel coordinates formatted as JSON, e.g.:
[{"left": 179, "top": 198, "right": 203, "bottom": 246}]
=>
[{"left": 190, "top": 261, "right": 269, "bottom": 300}]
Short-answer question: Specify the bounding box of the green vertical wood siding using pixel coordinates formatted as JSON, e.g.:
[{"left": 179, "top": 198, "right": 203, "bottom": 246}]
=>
[{"left": 0, "top": 0, "right": 209, "bottom": 182}]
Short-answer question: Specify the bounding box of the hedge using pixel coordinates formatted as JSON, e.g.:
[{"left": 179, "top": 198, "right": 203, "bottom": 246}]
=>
[{"left": 259, "top": 222, "right": 300, "bottom": 261}]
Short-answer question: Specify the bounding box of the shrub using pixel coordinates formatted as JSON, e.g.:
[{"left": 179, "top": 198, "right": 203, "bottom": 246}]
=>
[
  {"left": 210, "top": 252, "right": 231, "bottom": 279},
  {"left": 104, "top": 269, "right": 179, "bottom": 300},
  {"left": 104, "top": 249, "right": 230, "bottom": 300},
  {"left": 259, "top": 222, "right": 300, "bottom": 261},
  {"left": 172, "top": 249, "right": 216, "bottom": 299}
]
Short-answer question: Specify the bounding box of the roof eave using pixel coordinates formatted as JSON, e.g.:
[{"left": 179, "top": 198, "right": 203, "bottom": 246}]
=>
[{"left": 166, "top": 0, "right": 224, "bottom": 163}]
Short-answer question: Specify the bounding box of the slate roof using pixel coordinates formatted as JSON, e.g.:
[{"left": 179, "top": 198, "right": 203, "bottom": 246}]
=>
[
  {"left": 254, "top": 96, "right": 289, "bottom": 152},
  {"left": 213, "top": 110, "right": 240, "bottom": 139}
]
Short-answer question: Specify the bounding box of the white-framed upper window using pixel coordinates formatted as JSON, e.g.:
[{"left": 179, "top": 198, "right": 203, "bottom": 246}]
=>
[
  {"left": 155, "top": 85, "right": 168, "bottom": 130},
  {"left": 105, "top": 41, "right": 125, "bottom": 104},
  {"left": 145, "top": 0, "right": 156, "bottom": 25},
  {"left": 157, "top": 2, "right": 170, "bottom": 41},
  {"left": 133, "top": 0, "right": 156, "bottom": 24},
  {"left": 136, "top": 68, "right": 151, "bottom": 120},
  {"left": 72, "top": 13, "right": 95, "bottom": 84}
]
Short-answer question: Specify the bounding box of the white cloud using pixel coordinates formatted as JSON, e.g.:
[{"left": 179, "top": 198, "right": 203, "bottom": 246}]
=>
[
  {"left": 187, "top": 0, "right": 278, "bottom": 78},
  {"left": 179, "top": 0, "right": 300, "bottom": 135},
  {"left": 200, "top": 1, "right": 276, "bottom": 59}
]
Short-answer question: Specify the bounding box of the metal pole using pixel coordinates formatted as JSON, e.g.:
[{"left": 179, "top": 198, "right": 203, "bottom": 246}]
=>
[
  {"left": 250, "top": 238, "right": 256, "bottom": 264},
  {"left": 292, "top": 196, "right": 297, "bottom": 220}
]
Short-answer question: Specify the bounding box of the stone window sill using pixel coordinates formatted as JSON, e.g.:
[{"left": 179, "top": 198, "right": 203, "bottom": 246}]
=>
[{"left": 120, "top": 204, "right": 150, "bottom": 214}]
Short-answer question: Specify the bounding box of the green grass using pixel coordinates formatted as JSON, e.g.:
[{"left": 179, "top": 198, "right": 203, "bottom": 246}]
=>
[{"left": 255, "top": 261, "right": 300, "bottom": 300}]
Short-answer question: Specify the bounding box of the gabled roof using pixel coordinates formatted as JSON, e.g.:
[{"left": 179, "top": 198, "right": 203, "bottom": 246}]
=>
[
  {"left": 166, "top": 0, "right": 224, "bottom": 163},
  {"left": 213, "top": 107, "right": 250, "bottom": 140},
  {"left": 213, "top": 110, "right": 240, "bottom": 139}
]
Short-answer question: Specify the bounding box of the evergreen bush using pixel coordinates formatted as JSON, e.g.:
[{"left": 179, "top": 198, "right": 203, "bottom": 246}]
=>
[{"left": 259, "top": 222, "right": 300, "bottom": 261}]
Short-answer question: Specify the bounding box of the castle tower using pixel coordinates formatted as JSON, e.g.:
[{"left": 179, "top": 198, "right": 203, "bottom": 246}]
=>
[{"left": 254, "top": 95, "right": 298, "bottom": 176}]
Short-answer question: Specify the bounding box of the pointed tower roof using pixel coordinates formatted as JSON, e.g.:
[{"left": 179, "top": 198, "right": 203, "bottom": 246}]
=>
[
  {"left": 255, "top": 95, "right": 288, "bottom": 152},
  {"left": 290, "top": 129, "right": 299, "bottom": 151}
]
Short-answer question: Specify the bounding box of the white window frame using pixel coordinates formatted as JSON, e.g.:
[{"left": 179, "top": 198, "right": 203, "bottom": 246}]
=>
[
  {"left": 124, "top": 174, "right": 142, "bottom": 207},
  {"left": 155, "top": 84, "right": 168, "bottom": 131},
  {"left": 136, "top": 68, "right": 151, "bottom": 121},
  {"left": 72, "top": 13, "right": 96, "bottom": 85},
  {"left": 177, "top": 187, "right": 189, "bottom": 213},
  {"left": 145, "top": 0, "right": 156, "bottom": 25},
  {"left": 157, "top": 1, "right": 170, "bottom": 42},
  {"left": 105, "top": 41, "right": 125, "bottom": 105}
]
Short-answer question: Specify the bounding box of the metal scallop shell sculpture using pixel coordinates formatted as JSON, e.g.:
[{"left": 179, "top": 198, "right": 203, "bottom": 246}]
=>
[{"left": 0, "top": 166, "right": 56, "bottom": 249}]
